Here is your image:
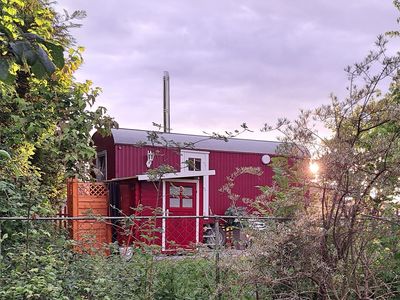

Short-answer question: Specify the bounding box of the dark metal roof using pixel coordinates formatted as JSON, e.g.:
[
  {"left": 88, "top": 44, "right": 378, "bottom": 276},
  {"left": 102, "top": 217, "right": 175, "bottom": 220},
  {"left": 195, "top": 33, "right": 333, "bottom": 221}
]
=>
[{"left": 111, "top": 128, "right": 281, "bottom": 154}]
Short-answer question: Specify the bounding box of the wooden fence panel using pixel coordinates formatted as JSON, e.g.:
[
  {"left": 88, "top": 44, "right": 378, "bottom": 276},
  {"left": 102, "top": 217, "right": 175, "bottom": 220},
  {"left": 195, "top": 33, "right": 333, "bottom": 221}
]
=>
[{"left": 67, "top": 178, "right": 111, "bottom": 253}]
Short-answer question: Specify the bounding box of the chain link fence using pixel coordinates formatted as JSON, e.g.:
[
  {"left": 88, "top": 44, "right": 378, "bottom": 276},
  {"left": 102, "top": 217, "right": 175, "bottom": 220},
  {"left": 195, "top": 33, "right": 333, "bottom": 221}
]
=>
[
  {"left": 1, "top": 214, "right": 399, "bottom": 299},
  {"left": 0, "top": 214, "right": 289, "bottom": 299}
]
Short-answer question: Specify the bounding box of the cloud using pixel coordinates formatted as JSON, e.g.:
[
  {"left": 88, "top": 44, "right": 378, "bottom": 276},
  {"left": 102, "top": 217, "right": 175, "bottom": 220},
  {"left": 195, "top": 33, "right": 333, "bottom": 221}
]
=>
[{"left": 57, "top": 0, "right": 398, "bottom": 139}]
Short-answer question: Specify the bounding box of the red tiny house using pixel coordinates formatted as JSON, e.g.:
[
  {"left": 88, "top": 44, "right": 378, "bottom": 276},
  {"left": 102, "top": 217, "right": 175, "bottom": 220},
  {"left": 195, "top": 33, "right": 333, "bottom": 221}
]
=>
[{"left": 91, "top": 128, "right": 280, "bottom": 251}]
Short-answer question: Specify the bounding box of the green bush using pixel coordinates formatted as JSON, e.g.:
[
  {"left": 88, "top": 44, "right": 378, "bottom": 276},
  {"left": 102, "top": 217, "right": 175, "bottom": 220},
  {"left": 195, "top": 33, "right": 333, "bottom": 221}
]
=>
[{"left": 0, "top": 237, "right": 220, "bottom": 300}]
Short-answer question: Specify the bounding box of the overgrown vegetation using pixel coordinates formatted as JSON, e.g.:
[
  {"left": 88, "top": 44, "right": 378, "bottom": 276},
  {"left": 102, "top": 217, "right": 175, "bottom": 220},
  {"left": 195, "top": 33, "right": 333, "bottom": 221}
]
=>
[
  {"left": 0, "top": 0, "right": 117, "bottom": 215},
  {"left": 230, "top": 19, "right": 400, "bottom": 300},
  {"left": 0, "top": 242, "right": 220, "bottom": 299},
  {"left": 1, "top": 0, "right": 400, "bottom": 299}
]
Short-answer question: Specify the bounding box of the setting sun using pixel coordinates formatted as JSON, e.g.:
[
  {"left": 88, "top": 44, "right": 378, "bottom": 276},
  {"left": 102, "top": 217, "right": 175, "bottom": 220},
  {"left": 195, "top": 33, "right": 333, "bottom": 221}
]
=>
[{"left": 309, "top": 161, "right": 320, "bottom": 175}]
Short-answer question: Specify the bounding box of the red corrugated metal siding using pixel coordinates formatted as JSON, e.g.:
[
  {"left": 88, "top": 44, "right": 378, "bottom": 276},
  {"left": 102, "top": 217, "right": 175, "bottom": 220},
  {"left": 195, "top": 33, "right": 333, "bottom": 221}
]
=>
[
  {"left": 119, "top": 183, "right": 135, "bottom": 215},
  {"left": 115, "top": 144, "right": 180, "bottom": 178},
  {"left": 209, "top": 151, "right": 274, "bottom": 215},
  {"left": 92, "top": 133, "right": 115, "bottom": 179},
  {"left": 139, "top": 181, "right": 162, "bottom": 246},
  {"left": 112, "top": 142, "right": 275, "bottom": 216},
  {"left": 140, "top": 181, "right": 161, "bottom": 209}
]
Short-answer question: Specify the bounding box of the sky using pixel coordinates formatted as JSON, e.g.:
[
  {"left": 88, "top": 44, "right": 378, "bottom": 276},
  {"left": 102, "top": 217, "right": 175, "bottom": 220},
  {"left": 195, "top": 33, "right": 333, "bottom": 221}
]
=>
[{"left": 56, "top": 1, "right": 399, "bottom": 140}]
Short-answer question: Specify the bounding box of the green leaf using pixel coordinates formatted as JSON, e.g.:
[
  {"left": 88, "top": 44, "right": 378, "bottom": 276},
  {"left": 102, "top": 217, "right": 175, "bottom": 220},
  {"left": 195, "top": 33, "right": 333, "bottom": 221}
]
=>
[
  {"left": 10, "top": 41, "right": 57, "bottom": 77},
  {"left": 31, "top": 60, "right": 47, "bottom": 78},
  {"left": 9, "top": 40, "right": 37, "bottom": 65},
  {"left": 9, "top": 0, "right": 25, "bottom": 7},
  {"left": 42, "top": 41, "right": 64, "bottom": 69},
  {"left": 24, "top": 35, "right": 65, "bottom": 69},
  {"left": 0, "top": 23, "right": 13, "bottom": 38},
  {"left": 1, "top": 233, "right": 8, "bottom": 242},
  {"left": 22, "top": 32, "right": 45, "bottom": 43},
  {"left": 35, "top": 44, "right": 56, "bottom": 73},
  {"left": 0, "top": 149, "right": 11, "bottom": 160},
  {"left": 3, "top": 6, "right": 17, "bottom": 16},
  {"left": 31, "top": 45, "right": 56, "bottom": 78},
  {"left": 0, "top": 58, "right": 16, "bottom": 83}
]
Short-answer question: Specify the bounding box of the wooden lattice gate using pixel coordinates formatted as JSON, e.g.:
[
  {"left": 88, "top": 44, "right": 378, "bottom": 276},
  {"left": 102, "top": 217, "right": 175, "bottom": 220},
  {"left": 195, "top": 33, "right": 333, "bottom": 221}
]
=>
[{"left": 67, "top": 178, "right": 111, "bottom": 252}]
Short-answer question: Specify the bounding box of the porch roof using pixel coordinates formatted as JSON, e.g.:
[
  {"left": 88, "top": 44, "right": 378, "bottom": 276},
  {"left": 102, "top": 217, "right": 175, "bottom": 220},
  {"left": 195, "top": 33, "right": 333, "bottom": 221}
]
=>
[{"left": 137, "top": 170, "right": 216, "bottom": 181}]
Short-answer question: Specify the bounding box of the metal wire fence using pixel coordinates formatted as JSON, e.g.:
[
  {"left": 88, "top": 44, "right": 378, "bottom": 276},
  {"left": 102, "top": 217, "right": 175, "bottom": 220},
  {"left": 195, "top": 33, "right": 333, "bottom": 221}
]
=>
[
  {"left": 1, "top": 214, "right": 399, "bottom": 299},
  {"left": 0, "top": 215, "right": 288, "bottom": 299}
]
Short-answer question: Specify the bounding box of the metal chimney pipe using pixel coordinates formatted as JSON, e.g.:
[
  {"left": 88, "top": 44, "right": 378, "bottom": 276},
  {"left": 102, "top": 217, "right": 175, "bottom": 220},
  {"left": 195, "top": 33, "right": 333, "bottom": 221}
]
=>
[{"left": 163, "top": 71, "right": 170, "bottom": 133}]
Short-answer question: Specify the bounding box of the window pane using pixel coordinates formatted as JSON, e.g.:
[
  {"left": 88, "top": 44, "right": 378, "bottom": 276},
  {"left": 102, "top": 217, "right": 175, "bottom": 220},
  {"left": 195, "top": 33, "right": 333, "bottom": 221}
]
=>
[
  {"left": 182, "top": 198, "right": 193, "bottom": 208},
  {"left": 170, "top": 186, "right": 180, "bottom": 197},
  {"left": 188, "top": 158, "right": 195, "bottom": 171},
  {"left": 170, "top": 198, "right": 180, "bottom": 207},
  {"left": 194, "top": 158, "right": 201, "bottom": 171},
  {"left": 182, "top": 187, "right": 193, "bottom": 197},
  {"left": 187, "top": 158, "right": 201, "bottom": 171},
  {"left": 96, "top": 152, "right": 107, "bottom": 180}
]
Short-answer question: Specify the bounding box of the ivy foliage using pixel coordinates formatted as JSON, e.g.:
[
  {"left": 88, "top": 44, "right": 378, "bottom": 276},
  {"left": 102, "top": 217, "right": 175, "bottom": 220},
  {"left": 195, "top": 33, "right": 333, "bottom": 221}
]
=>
[
  {"left": 0, "top": 0, "right": 65, "bottom": 82},
  {"left": 0, "top": 1, "right": 117, "bottom": 297},
  {"left": 0, "top": 0, "right": 117, "bottom": 218}
]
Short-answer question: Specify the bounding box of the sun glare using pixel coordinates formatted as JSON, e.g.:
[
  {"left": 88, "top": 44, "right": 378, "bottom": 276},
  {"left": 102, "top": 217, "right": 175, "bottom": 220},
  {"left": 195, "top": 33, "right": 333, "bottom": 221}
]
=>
[{"left": 309, "top": 161, "right": 319, "bottom": 175}]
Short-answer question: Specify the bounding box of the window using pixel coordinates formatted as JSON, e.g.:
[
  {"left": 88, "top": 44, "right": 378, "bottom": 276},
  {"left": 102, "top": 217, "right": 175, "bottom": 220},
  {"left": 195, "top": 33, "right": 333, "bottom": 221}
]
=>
[
  {"left": 180, "top": 150, "right": 209, "bottom": 174},
  {"left": 96, "top": 151, "right": 107, "bottom": 180},
  {"left": 187, "top": 158, "right": 201, "bottom": 171},
  {"left": 169, "top": 185, "right": 193, "bottom": 208}
]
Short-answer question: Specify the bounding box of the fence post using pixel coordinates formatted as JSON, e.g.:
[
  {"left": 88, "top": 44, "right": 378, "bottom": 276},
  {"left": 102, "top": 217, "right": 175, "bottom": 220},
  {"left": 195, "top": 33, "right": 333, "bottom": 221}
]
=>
[{"left": 215, "top": 217, "right": 222, "bottom": 300}]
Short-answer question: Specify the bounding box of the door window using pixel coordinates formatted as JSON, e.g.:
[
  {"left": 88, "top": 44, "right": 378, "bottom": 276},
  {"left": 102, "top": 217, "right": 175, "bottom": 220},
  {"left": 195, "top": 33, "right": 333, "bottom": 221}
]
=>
[
  {"left": 169, "top": 185, "right": 194, "bottom": 208},
  {"left": 170, "top": 198, "right": 180, "bottom": 207},
  {"left": 182, "top": 198, "right": 193, "bottom": 208}
]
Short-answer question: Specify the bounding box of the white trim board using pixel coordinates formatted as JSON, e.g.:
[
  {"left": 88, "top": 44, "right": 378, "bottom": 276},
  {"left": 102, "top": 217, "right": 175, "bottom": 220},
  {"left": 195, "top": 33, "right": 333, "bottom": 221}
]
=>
[
  {"left": 161, "top": 181, "right": 166, "bottom": 250},
  {"left": 180, "top": 150, "right": 211, "bottom": 216},
  {"left": 137, "top": 170, "right": 215, "bottom": 181}
]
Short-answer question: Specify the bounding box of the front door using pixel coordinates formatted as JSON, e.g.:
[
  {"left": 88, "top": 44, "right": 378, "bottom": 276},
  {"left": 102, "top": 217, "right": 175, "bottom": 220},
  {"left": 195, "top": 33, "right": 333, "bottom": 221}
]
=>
[{"left": 165, "top": 181, "right": 197, "bottom": 250}]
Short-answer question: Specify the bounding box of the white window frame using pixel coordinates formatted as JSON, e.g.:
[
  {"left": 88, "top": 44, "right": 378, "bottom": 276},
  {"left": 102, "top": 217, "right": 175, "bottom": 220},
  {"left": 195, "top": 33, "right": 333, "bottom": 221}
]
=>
[
  {"left": 180, "top": 150, "right": 210, "bottom": 217},
  {"left": 180, "top": 150, "right": 209, "bottom": 174}
]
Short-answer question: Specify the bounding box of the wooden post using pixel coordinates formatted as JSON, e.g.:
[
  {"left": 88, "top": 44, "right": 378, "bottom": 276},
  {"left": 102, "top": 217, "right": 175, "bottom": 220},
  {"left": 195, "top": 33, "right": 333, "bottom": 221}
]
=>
[
  {"left": 66, "top": 178, "right": 79, "bottom": 240},
  {"left": 71, "top": 178, "right": 78, "bottom": 216}
]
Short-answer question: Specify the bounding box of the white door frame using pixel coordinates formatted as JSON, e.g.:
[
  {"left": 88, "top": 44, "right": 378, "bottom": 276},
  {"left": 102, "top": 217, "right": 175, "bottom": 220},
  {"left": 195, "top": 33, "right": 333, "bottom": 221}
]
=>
[{"left": 180, "top": 150, "right": 210, "bottom": 216}]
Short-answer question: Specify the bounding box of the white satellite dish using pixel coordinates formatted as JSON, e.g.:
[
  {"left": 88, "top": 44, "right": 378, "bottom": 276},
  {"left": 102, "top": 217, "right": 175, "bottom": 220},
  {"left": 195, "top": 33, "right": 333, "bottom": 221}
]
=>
[{"left": 261, "top": 154, "right": 271, "bottom": 165}]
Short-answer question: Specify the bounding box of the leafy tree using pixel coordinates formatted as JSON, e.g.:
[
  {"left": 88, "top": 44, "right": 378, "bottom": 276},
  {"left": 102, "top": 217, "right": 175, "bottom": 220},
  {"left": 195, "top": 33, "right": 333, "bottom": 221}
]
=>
[
  {"left": 238, "top": 32, "right": 400, "bottom": 299},
  {"left": 0, "top": 0, "right": 117, "bottom": 215},
  {"left": 0, "top": 1, "right": 117, "bottom": 297}
]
